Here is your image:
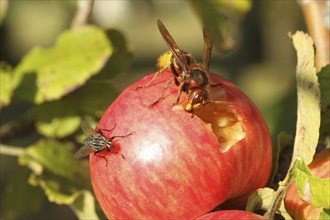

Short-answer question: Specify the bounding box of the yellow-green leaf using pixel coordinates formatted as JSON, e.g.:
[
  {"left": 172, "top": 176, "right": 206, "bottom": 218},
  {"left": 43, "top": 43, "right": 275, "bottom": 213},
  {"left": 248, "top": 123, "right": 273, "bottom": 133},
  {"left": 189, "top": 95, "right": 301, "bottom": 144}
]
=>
[
  {"left": 70, "top": 190, "right": 99, "bottom": 220},
  {"left": 246, "top": 187, "right": 275, "bottom": 211},
  {"left": 33, "top": 100, "right": 81, "bottom": 138},
  {"left": 246, "top": 187, "right": 291, "bottom": 219},
  {"left": 19, "top": 139, "right": 92, "bottom": 207},
  {"left": 33, "top": 82, "right": 118, "bottom": 138},
  {"left": 19, "top": 139, "right": 89, "bottom": 184},
  {"left": 13, "top": 25, "right": 112, "bottom": 104},
  {"left": 319, "top": 209, "right": 330, "bottom": 220},
  {"left": 294, "top": 159, "right": 330, "bottom": 208},
  {"left": 291, "top": 31, "right": 321, "bottom": 166}
]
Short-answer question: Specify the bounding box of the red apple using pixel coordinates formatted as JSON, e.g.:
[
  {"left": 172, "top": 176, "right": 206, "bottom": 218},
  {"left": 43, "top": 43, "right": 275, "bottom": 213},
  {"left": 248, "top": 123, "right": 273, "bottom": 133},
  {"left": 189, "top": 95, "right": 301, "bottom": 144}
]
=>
[
  {"left": 196, "top": 210, "right": 266, "bottom": 220},
  {"left": 90, "top": 70, "right": 272, "bottom": 219},
  {"left": 285, "top": 149, "right": 330, "bottom": 220}
]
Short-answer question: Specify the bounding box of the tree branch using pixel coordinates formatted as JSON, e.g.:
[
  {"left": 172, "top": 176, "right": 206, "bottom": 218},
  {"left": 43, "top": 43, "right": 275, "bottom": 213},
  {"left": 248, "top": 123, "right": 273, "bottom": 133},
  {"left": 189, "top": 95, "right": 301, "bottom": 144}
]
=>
[
  {"left": 71, "top": 0, "right": 95, "bottom": 29},
  {"left": 0, "top": 144, "right": 25, "bottom": 157},
  {"left": 299, "top": 0, "right": 330, "bottom": 71}
]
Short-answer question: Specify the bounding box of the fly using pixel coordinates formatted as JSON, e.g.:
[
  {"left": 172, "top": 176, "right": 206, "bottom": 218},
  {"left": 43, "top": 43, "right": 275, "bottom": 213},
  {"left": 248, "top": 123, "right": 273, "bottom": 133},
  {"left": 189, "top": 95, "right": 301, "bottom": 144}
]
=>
[{"left": 74, "top": 120, "right": 132, "bottom": 167}]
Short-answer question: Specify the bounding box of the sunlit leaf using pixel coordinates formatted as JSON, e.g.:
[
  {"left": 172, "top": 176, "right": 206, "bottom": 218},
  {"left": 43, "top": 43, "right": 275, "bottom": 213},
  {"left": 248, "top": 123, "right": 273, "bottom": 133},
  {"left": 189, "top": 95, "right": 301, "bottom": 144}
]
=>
[
  {"left": 13, "top": 25, "right": 112, "bottom": 104},
  {"left": 2, "top": 167, "right": 45, "bottom": 219},
  {"left": 0, "top": 62, "right": 14, "bottom": 107},
  {"left": 291, "top": 31, "right": 321, "bottom": 165},
  {"left": 33, "top": 100, "right": 81, "bottom": 138},
  {"left": 70, "top": 190, "right": 99, "bottom": 220},
  {"left": 294, "top": 159, "right": 330, "bottom": 208},
  {"left": 28, "top": 172, "right": 82, "bottom": 205},
  {"left": 33, "top": 82, "right": 118, "bottom": 138},
  {"left": 246, "top": 187, "right": 275, "bottom": 211},
  {"left": 318, "top": 65, "right": 330, "bottom": 142},
  {"left": 18, "top": 139, "right": 93, "bottom": 207},
  {"left": 19, "top": 139, "right": 89, "bottom": 185},
  {"left": 246, "top": 187, "right": 291, "bottom": 219}
]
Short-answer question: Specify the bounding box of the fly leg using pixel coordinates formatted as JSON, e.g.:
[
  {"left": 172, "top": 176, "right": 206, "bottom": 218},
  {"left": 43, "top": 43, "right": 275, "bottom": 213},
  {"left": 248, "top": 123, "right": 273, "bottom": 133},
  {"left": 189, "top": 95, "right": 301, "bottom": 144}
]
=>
[
  {"left": 109, "top": 133, "right": 133, "bottom": 141},
  {"left": 108, "top": 133, "right": 132, "bottom": 160},
  {"left": 94, "top": 150, "right": 108, "bottom": 167},
  {"left": 98, "top": 124, "right": 116, "bottom": 136},
  {"left": 110, "top": 152, "right": 125, "bottom": 159}
]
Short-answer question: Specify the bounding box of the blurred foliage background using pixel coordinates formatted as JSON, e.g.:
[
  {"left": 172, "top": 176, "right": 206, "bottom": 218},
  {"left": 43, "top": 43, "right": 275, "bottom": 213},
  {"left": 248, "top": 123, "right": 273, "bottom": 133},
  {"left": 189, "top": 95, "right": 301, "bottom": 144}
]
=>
[{"left": 0, "top": 0, "right": 312, "bottom": 219}]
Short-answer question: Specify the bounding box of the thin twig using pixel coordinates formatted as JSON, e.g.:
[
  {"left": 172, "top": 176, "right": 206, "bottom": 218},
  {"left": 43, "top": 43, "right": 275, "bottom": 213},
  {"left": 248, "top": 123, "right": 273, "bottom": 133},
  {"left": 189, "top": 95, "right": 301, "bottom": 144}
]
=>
[
  {"left": 264, "top": 175, "right": 292, "bottom": 220},
  {"left": 71, "top": 0, "right": 95, "bottom": 29},
  {"left": 299, "top": 0, "right": 330, "bottom": 71},
  {"left": 0, "top": 144, "right": 25, "bottom": 157}
]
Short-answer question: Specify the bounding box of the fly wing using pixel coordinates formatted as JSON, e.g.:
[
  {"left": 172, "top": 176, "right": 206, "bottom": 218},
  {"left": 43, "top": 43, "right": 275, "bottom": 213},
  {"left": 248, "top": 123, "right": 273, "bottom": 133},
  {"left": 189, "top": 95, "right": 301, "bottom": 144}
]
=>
[
  {"left": 157, "top": 19, "right": 187, "bottom": 72},
  {"left": 74, "top": 146, "right": 94, "bottom": 159},
  {"left": 202, "top": 27, "right": 213, "bottom": 72},
  {"left": 80, "top": 120, "right": 96, "bottom": 136}
]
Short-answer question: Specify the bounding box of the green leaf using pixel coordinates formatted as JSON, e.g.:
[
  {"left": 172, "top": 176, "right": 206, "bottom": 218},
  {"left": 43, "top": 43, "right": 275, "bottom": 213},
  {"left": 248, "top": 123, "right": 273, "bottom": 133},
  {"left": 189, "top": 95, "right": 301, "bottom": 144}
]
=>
[
  {"left": 36, "top": 116, "right": 81, "bottom": 139},
  {"left": 291, "top": 31, "right": 321, "bottom": 166},
  {"left": 13, "top": 25, "right": 112, "bottom": 104},
  {"left": 28, "top": 172, "right": 82, "bottom": 205},
  {"left": 33, "top": 100, "right": 81, "bottom": 138},
  {"left": 2, "top": 166, "right": 45, "bottom": 219},
  {"left": 212, "top": 0, "right": 252, "bottom": 14},
  {"left": 19, "top": 139, "right": 89, "bottom": 184},
  {"left": 33, "top": 82, "right": 118, "bottom": 138},
  {"left": 188, "top": 0, "right": 251, "bottom": 53},
  {"left": 0, "top": 62, "right": 14, "bottom": 107},
  {"left": 294, "top": 159, "right": 330, "bottom": 208},
  {"left": 70, "top": 190, "right": 99, "bottom": 220},
  {"left": 318, "top": 65, "right": 330, "bottom": 142},
  {"left": 18, "top": 139, "right": 94, "bottom": 209},
  {"left": 319, "top": 209, "right": 330, "bottom": 220}
]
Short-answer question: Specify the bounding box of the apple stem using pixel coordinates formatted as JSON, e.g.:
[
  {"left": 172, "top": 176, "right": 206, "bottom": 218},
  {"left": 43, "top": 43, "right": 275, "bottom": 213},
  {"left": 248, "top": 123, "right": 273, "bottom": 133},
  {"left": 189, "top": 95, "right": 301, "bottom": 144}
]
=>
[{"left": 264, "top": 161, "right": 296, "bottom": 219}]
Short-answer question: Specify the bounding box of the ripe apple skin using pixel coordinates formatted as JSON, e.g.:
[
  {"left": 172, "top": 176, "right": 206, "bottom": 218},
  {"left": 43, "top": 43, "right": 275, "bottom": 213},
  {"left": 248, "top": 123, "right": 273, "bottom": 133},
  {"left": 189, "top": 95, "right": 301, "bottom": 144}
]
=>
[
  {"left": 196, "top": 210, "right": 266, "bottom": 220},
  {"left": 285, "top": 149, "right": 330, "bottom": 220},
  {"left": 90, "top": 70, "right": 272, "bottom": 219}
]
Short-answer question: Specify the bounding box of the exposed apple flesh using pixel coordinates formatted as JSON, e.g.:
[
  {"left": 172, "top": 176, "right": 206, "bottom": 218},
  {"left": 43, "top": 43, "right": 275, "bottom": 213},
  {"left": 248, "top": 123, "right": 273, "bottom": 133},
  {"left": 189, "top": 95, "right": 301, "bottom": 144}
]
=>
[{"left": 90, "top": 70, "right": 272, "bottom": 219}]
